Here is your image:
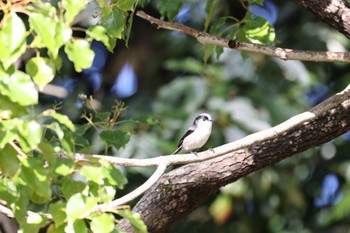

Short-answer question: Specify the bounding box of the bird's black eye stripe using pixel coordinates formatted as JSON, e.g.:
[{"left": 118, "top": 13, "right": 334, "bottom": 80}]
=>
[{"left": 203, "top": 116, "right": 209, "bottom": 121}]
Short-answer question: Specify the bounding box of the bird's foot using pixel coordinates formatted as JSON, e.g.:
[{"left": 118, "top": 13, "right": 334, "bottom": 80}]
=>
[
  {"left": 209, "top": 148, "right": 215, "bottom": 154},
  {"left": 190, "top": 151, "right": 198, "bottom": 156}
]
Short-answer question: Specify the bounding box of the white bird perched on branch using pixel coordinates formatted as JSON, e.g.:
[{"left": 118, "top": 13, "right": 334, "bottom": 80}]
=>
[{"left": 172, "top": 113, "right": 213, "bottom": 155}]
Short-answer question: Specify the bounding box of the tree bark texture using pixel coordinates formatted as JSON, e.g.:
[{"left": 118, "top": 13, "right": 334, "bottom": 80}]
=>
[
  {"left": 293, "top": 0, "right": 350, "bottom": 38},
  {"left": 118, "top": 87, "right": 350, "bottom": 232}
]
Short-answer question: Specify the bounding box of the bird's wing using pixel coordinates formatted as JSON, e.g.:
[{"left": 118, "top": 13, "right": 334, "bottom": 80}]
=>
[{"left": 172, "top": 126, "right": 195, "bottom": 154}]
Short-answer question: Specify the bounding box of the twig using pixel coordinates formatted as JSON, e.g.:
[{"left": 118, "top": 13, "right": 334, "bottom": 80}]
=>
[{"left": 136, "top": 10, "right": 350, "bottom": 63}]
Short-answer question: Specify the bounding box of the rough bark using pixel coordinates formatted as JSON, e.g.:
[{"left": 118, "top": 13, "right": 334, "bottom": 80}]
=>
[
  {"left": 118, "top": 86, "right": 350, "bottom": 232},
  {"left": 293, "top": 0, "right": 350, "bottom": 38}
]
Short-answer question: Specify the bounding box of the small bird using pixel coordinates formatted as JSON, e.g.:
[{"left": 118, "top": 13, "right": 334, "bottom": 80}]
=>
[{"left": 172, "top": 113, "right": 213, "bottom": 154}]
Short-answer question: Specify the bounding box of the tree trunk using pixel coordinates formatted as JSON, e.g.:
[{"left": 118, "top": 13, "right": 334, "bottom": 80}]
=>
[
  {"left": 293, "top": 0, "right": 350, "bottom": 38},
  {"left": 118, "top": 86, "right": 350, "bottom": 233}
]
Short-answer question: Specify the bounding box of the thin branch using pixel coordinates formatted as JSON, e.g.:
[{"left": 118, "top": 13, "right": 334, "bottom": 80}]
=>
[
  {"left": 136, "top": 10, "right": 350, "bottom": 63},
  {"left": 0, "top": 205, "right": 14, "bottom": 218},
  {"left": 68, "top": 83, "right": 350, "bottom": 168},
  {"left": 84, "top": 163, "right": 167, "bottom": 216},
  {"left": 0, "top": 205, "right": 52, "bottom": 220}
]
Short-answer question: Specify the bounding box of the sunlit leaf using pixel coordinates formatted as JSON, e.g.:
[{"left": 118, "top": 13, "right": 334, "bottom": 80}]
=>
[
  {"left": 0, "top": 94, "right": 27, "bottom": 118},
  {"left": 117, "top": 210, "right": 147, "bottom": 233},
  {"left": 0, "top": 13, "right": 27, "bottom": 69},
  {"left": 81, "top": 165, "right": 104, "bottom": 184},
  {"left": 55, "top": 159, "right": 74, "bottom": 176},
  {"left": 87, "top": 26, "right": 116, "bottom": 52},
  {"left": 26, "top": 57, "right": 55, "bottom": 90},
  {"left": 65, "top": 219, "right": 88, "bottom": 233},
  {"left": 51, "top": 112, "right": 75, "bottom": 132},
  {"left": 62, "top": 0, "right": 88, "bottom": 24},
  {"left": 17, "top": 120, "right": 42, "bottom": 152},
  {"left": 90, "top": 214, "right": 115, "bottom": 233},
  {"left": 65, "top": 40, "right": 95, "bottom": 72},
  {"left": 49, "top": 200, "right": 67, "bottom": 228},
  {"left": 66, "top": 193, "right": 98, "bottom": 221},
  {"left": 243, "top": 15, "right": 275, "bottom": 44},
  {"left": 0, "top": 71, "right": 38, "bottom": 106},
  {"left": 19, "top": 157, "right": 51, "bottom": 204}
]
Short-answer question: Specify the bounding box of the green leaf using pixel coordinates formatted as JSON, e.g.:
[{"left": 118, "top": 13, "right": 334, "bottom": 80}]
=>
[
  {"left": 13, "top": 191, "right": 29, "bottom": 224},
  {"left": 0, "top": 71, "right": 38, "bottom": 106},
  {"left": 243, "top": 16, "right": 275, "bottom": 44},
  {"left": 17, "top": 120, "right": 42, "bottom": 152},
  {"left": 29, "top": 12, "right": 72, "bottom": 59},
  {"left": 0, "top": 120, "right": 17, "bottom": 148},
  {"left": 99, "top": 130, "right": 131, "bottom": 149},
  {"left": 0, "top": 94, "right": 28, "bottom": 117},
  {"left": 66, "top": 193, "right": 98, "bottom": 221},
  {"left": 61, "top": 127, "right": 74, "bottom": 155},
  {"left": 117, "top": 0, "right": 137, "bottom": 11},
  {"left": 87, "top": 26, "right": 116, "bottom": 52},
  {"left": 19, "top": 157, "right": 52, "bottom": 204},
  {"left": 203, "top": 44, "right": 215, "bottom": 64},
  {"left": 29, "top": 13, "right": 58, "bottom": 54},
  {"left": 204, "top": 0, "right": 216, "bottom": 32},
  {"left": 81, "top": 165, "right": 104, "bottom": 184},
  {"left": 61, "top": 177, "right": 85, "bottom": 199},
  {"left": 74, "top": 124, "right": 90, "bottom": 136},
  {"left": 51, "top": 112, "right": 75, "bottom": 132},
  {"left": 65, "top": 219, "right": 88, "bottom": 233},
  {"left": 156, "top": 0, "right": 183, "bottom": 20},
  {"left": 95, "top": 111, "right": 111, "bottom": 121},
  {"left": 0, "top": 145, "right": 19, "bottom": 177},
  {"left": 55, "top": 159, "right": 74, "bottom": 176},
  {"left": 64, "top": 39, "right": 95, "bottom": 72},
  {"left": 62, "top": 0, "right": 87, "bottom": 24},
  {"left": 0, "top": 13, "right": 27, "bottom": 69},
  {"left": 90, "top": 214, "right": 115, "bottom": 233},
  {"left": 21, "top": 212, "right": 47, "bottom": 233},
  {"left": 102, "top": 164, "right": 127, "bottom": 189},
  {"left": 103, "top": 9, "right": 126, "bottom": 39},
  {"left": 26, "top": 57, "right": 55, "bottom": 90},
  {"left": 117, "top": 210, "right": 148, "bottom": 233},
  {"left": 0, "top": 179, "right": 18, "bottom": 204},
  {"left": 132, "top": 117, "right": 159, "bottom": 126},
  {"left": 47, "top": 223, "right": 66, "bottom": 233},
  {"left": 49, "top": 200, "right": 67, "bottom": 227}
]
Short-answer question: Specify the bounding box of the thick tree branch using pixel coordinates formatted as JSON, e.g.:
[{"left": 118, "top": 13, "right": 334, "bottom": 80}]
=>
[
  {"left": 136, "top": 11, "right": 350, "bottom": 63},
  {"left": 294, "top": 0, "right": 350, "bottom": 39},
  {"left": 118, "top": 85, "right": 350, "bottom": 232}
]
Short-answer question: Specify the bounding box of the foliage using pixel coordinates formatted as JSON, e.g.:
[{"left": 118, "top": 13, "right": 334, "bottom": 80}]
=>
[
  {"left": 0, "top": 0, "right": 349, "bottom": 233},
  {"left": 0, "top": 0, "right": 146, "bottom": 232}
]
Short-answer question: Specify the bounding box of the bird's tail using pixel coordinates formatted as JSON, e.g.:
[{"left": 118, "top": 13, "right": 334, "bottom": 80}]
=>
[{"left": 172, "top": 146, "right": 182, "bottom": 154}]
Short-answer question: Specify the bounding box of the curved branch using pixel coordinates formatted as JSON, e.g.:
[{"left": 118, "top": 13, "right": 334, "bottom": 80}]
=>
[
  {"left": 118, "top": 85, "right": 350, "bottom": 232},
  {"left": 83, "top": 163, "right": 167, "bottom": 216},
  {"left": 68, "top": 84, "right": 350, "bottom": 168},
  {"left": 136, "top": 10, "right": 350, "bottom": 63}
]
